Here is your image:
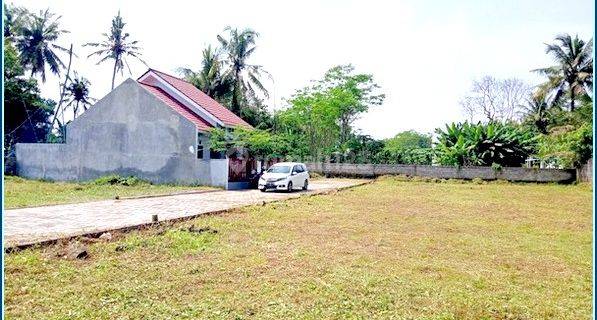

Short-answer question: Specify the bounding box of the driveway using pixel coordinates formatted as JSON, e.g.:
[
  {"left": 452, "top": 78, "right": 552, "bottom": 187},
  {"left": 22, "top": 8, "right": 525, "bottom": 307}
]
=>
[{"left": 4, "top": 179, "right": 367, "bottom": 248}]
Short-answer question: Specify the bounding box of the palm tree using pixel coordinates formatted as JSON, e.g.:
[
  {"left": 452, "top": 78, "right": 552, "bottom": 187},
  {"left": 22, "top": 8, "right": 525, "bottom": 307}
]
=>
[
  {"left": 84, "top": 11, "right": 146, "bottom": 90},
  {"left": 521, "top": 95, "right": 550, "bottom": 134},
  {"left": 64, "top": 73, "right": 93, "bottom": 119},
  {"left": 533, "top": 34, "right": 593, "bottom": 111},
  {"left": 178, "top": 45, "right": 231, "bottom": 101},
  {"left": 14, "top": 9, "right": 69, "bottom": 82},
  {"left": 3, "top": 4, "right": 30, "bottom": 39},
  {"left": 217, "top": 27, "right": 271, "bottom": 114}
]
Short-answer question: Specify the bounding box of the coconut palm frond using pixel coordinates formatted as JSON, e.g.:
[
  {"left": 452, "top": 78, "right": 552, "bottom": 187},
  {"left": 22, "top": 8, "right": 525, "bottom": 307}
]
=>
[{"left": 84, "top": 11, "right": 145, "bottom": 89}]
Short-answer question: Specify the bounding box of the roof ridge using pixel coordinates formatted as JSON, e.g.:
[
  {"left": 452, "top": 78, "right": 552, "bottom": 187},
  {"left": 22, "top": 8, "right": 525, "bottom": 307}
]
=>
[
  {"left": 148, "top": 68, "right": 194, "bottom": 85},
  {"left": 138, "top": 68, "right": 252, "bottom": 128}
]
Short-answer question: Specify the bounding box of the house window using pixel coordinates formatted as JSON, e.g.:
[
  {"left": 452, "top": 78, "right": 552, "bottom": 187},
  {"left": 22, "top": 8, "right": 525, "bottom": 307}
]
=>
[{"left": 197, "top": 140, "right": 204, "bottom": 159}]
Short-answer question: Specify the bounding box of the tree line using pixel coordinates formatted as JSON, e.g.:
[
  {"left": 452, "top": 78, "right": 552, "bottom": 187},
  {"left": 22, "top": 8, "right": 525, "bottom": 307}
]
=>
[
  {"left": 211, "top": 34, "right": 592, "bottom": 169},
  {"left": 3, "top": 4, "right": 593, "bottom": 170}
]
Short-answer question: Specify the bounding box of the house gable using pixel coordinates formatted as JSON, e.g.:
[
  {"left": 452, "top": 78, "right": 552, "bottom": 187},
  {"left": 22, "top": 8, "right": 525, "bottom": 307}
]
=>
[
  {"left": 66, "top": 78, "right": 199, "bottom": 146},
  {"left": 138, "top": 69, "right": 252, "bottom": 129}
]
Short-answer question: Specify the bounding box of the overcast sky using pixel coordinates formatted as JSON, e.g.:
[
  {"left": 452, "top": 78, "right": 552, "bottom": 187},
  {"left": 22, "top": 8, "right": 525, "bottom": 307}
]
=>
[{"left": 11, "top": 0, "right": 595, "bottom": 138}]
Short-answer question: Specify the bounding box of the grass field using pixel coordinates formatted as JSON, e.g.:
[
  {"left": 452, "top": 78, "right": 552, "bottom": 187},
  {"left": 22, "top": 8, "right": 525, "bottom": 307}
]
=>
[
  {"left": 4, "top": 176, "right": 215, "bottom": 209},
  {"left": 4, "top": 177, "right": 592, "bottom": 319}
]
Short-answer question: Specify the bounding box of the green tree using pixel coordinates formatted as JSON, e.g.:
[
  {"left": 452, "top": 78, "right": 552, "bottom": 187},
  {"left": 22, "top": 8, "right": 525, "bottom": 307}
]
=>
[
  {"left": 521, "top": 96, "right": 551, "bottom": 134},
  {"left": 275, "top": 65, "right": 384, "bottom": 161},
  {"left": 179, "top": 45, "right": 232, "bottom": 103},
  {"left": 533, "top": 34, "right": 593, "bottom": 111},
  {"left": 381, "top": 130, "right": 433, "bottom": 165},
  {"left": 278, "top": 87, "right": 341, "bottom": 160},
  {"left": 209, "top": 127, "right": 275, "bottom": 160},
  {"left": 535, "top": 95, "right": 593, "bottom": 168},
  {"left": 435, "top": 122, "right": 537, "bottom": 167},
  {"left": 239, "top": 96, "right": 274, "bottom": 129},
  {"left": 3, "top": 4, "right": 30, "bottom": 39},
  {"left": 4, "top": 40, "right": 54, "bottom": 153},
  {"left": 64, "top": 73, "right": 93, "bottom": 119},
  {"left": 537, "top": 122, "right": 592, "bottom": 168},
  {"left": 85, "top": 11, "right": 146, "bottom": 90},
  {"left": 14, "top": 9, "right": 69, "bottom": 82},
  {"left": 385, "top": 130, "right": 431, "bottom": 150},
  {"left": 342, "top": 134, "right": 385, "bottom": 164},
  {"left": 321, "top": 65, "right": 385, "bottom": 144},
  {"left": 217, "top": 27, "right": 270, "bottom": 115}
]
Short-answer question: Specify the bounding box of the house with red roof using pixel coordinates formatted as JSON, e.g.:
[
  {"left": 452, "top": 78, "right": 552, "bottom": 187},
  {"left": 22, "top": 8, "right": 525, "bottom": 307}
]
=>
[{"left": 15, "top": 69, "right": 253, "bottom": 188}]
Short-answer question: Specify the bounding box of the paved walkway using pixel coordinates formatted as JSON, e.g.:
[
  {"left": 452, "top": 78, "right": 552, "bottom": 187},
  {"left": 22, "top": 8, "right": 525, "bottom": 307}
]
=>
[{"left": 4, "top": 179, "right": 366, "bottom": 248}]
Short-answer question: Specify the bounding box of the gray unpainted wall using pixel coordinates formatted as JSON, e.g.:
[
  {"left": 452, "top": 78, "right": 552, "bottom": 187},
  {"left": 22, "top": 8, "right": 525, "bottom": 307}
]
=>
[
  {"left": 305, "top": 162, "right": 576, "bottom": 183},
  {"left": 577, "top": 158, "right": 592, "bottom": 183},
  {"left": 16, "top": 78, "right": 229, "bottom": 187}
]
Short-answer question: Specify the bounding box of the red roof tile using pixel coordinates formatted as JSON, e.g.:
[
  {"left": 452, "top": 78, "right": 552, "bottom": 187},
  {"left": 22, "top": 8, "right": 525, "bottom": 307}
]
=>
[
  {"left": 139, "top": 69, "right": 252, "bottom": 128},
  {"left": 139, "top": 83, "right": 213, "bottom": 131}
]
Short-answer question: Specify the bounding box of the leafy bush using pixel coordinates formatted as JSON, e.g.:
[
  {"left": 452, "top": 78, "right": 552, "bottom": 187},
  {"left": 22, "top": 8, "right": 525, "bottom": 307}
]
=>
[
  {"left": 377, "top": 130, "right": 433, "bottom": 165},
  {"left": 435, "top": 122, "right": 537, "bottom": 167},
  {"left": 91, "top": 175, "right": 150, "bottom": 186},
  {"left": 538, "top": 122, "right": 592, "bottom": 168},
  {"left": 491, "top": 163, "right": 503, "bottom": 172}
]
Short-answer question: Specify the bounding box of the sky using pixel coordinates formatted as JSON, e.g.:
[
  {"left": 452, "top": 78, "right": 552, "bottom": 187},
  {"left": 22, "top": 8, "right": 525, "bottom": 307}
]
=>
[{"left": 10, "top": 0, "right": 595, "bottom": 139}]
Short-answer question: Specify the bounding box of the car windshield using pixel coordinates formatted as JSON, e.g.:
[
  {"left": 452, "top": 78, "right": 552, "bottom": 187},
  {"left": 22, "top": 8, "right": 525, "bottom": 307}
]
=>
[{"left": 267, "top": 165, "right": 291, "bottom": 174}]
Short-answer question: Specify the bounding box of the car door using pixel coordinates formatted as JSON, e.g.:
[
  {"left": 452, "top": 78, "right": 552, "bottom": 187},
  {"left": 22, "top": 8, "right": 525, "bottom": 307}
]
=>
[
  {"left": 291, "top": 165, "right": 302, "bottom": 187},
  {"left": 300, "top": 164, "right": 309, "bottom": 184}
]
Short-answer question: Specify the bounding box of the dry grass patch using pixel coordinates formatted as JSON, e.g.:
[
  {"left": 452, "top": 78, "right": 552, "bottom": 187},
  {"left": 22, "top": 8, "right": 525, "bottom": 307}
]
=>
[
  {"left": 5, "top": 178, "right": 592, "bottom": 319},
  {"left": 4, "top": 176, "right": 216, "bottom": 209}
]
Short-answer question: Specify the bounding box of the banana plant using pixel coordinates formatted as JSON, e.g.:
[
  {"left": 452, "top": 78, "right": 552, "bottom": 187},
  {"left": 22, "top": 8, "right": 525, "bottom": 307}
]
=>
[{"left": 435, "top": 122, "right": 537, "bottom": 167}]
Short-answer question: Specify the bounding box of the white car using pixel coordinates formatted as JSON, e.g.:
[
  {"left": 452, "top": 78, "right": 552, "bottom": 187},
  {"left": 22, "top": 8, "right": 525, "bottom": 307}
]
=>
[{"left": 258, "top": 162, "right": 309, "bottom": 192}]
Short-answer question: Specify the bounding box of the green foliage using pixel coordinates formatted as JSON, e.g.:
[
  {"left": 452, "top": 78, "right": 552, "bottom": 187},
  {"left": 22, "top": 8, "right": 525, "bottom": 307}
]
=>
[
  {"left": 181, "top": 27, "right": 271, "bottom": 128},
  {"left": 217, "top": 27, "right": 270, "bottom": 116},
  {"left": 179, "top": 45, "right": 232, "bottom": 105},
  {"left": 4, "top": 40, "right": 54, "bottom": 154},
  {"left": 435, "top": 122, "right": 537, "bottom": 167},
  {"left": 521, "top": 96, "right": 551, "bottom": 134},
  {"left": 277, "top": 88, "right": 340, "bottom": 159},
  {"left": 64, "top": 73, "right": 92, "bottom": 118},
  {"left": 91, "top": 175, "right": 150, "bottom": 187},
  {"left": 379, "top": 131, "right": 433, "bottom": 165},
  {"left": 533, "top": 34, "right": 593, "bottom": 111},
  {"left": 209, "top": 127, "right": 302, "bottom": 160},
  {"left": 538, "top": 122, "right": 593, "bottom": 168},
  {"left": 340, "top": 134, "right": 385, "bottom": 163},
  {"left": 3, "top": 4, "right": 30, "bottom": 39},
  {"left": 239, "top": 97, "right": 274, "bottom": 129},
  {"left": 13, "top": 9, "right": 69, "bottom": 82},
  {"left": 531, "top": 96, "right": 593, "bottom": 168},
  {"left": 385, "top": 130, "right": 432, "bottom": 150},
  {"left": 321, "top": 65, "right": 385, "bottom": 144},
  {"left": 275, "top": 65, "right": 384, "bottom": 161}
]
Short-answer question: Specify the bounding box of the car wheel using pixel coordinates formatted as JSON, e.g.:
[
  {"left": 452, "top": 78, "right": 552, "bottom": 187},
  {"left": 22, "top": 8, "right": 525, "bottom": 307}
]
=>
[
  {"left": 302, "top": 179, "right": 308, "bottom": 190},
  {"left": 260, "top": 188, "right": 266, "bottom": 192},
  {"left": 287, "top": 181, "right": 293, "bottom": 192}
]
